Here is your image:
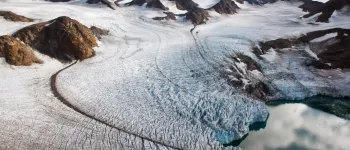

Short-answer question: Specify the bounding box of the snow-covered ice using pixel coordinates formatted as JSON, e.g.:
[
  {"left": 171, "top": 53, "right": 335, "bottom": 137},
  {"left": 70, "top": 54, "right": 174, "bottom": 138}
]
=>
[{"left": 0, "top": 0, "right": 350, "bottom": 149}]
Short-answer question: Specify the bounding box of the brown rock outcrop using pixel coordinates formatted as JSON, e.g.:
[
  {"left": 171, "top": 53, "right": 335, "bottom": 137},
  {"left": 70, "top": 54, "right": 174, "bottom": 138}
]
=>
[
  {"left": 236, "top": 0, "right": 244, "bottom": 4},
  {"left": 90, "top": 26, "right": 109, "bottom": 40},
  {"left": 86, "top": 0, "right": 116, "bottom": 10},
  {"left": 170, "top": 0, "right": 198, "bottom": 10},
  {"left": 212, "top": 0, "right": 240, "bottom": 14},
  {"left": 153, "top": 12, "right": 176, "bottom": 20},
  {"left": 125, "top": 0, "right": 168, "bottom": 10},
  {"left": 0, "top": 35, "right": 42, "bottom": 66},
  {"left": 186, "top": 8, "right": 210, "bottom": 26},
  {"left": 0, "top": 11, "right": 34, "bottom": 22},
  {"left": 13, "top": 16, "right": 97, "bottom": 61},
  {"left": 311, "top": 29, "right": 350, "bottom": 69}
]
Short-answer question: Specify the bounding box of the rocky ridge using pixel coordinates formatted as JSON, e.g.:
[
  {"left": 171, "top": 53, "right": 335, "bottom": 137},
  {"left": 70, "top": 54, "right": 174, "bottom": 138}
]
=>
[
  {"left": 13, "top": 16, "right": 98, "bottom": 61},
  {"left": 301, "top": 0, "right": 350, "bottom": 22},
  {"left": 254, "top": 28, "right": 350, "bottom": 69},
  {"left": 44, "top": 0, "right": 350, "bottom": 26},
  {"left": 0, "top": 35, "right": 42, "bottom": 66},
  {"left": 0, "top": 11, "right": 34, "bottom": 22},
  {"left": 0, "top": 15, "right": 106, "bottom": 66}
]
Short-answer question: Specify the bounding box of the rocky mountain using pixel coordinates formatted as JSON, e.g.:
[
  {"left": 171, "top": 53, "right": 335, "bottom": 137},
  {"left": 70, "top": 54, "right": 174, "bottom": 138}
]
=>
[
  {"left": 302, "top": 0, "right": 350, "bottom": 22},
  {"left": 0, "top": 35, "right": 42, "bottom": 66},
  {"left": 13, "top": 16, "right": 98, "bottom": 61},
  {"left": 212, "top": 0, "right": 240, "bottom": 14},
  {"left": 0, "top": 11, "right": 34, "bottom": 22},
  {"left": 44, "top": 0, "right": 350, "bottom": 25},
  {"left": 125, "top": 0, "right": 168, "bottom": 10},
  {"left": 0, "top": 11, "right": 107, "bottom": 65}
]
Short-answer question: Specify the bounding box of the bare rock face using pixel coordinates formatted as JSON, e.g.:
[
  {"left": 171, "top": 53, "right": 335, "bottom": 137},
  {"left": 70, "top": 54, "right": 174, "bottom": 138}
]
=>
[
  {"left": 254, "top": 28, "right": 350, "bottom": 69},
  {"left": 299, "top": 0, "right": 324, "bottom": 13},
  {"left": 221, "top": 54, "right": 272, "bottom": 100},
  {"left": 47, "top": 0, "right": 71, "bottom": 2},
  {"left": 87, "top": 0, "right": 116, "bottom": 9},
  {"left": 234, "top": 54, "right": 272, "bottom": 100},
  {"left": 153, "top": 12, "right": 176, "bottom": 20},
  {"left": 0, "top": 11, "right": 34, "bottom": 22},
  {"left": 48, "top": 0, "right": 116, "bottom": 9},
  {"left": 317, "top": 38, "right": 350, "bottom": 69},
  {"left": 254, "top": 38, "right": 300, "bottom": 56},
  {"left": 302, "top": 0, "right": 350, "bottom": 22},
  {"left": 86, "top": 0, "right": 100, "bottom": 3},
  {"left": 168, "top": 0, "right": 210, "bottom": 26},
  {"left": 90, "top": 26, "right": 109, "bottom": 40},
  {"left": 145, "top": 0, "right": 168, "bottom": 10},
  {"left": 125, "top": 0, "right": 168, "bottom": 10},
  {"left": 244, "top": 0, "right": 278, "bottom": 5},
  {"left": 236, "top": 0, "right": 244, "bottom": 4},
  {"left": 0, "top": 35, "right": 42, "bottom": 66},
  {"left": 13, "top": 16, "right": 97, "bottom": 61},
  {"left": 309, "top": 29, "right": 350, "bottom": 69},
  {"left": 212, "top": 0, "right": 240, "bottom": 14},
  {"left": 245, "top": 81, "right": 271, "bottom": 101},
  {"left": 170, "top": 0, "right": 198, "bottom": 10},
  {"left": 186, "top": 8, "right": 210, "bottom": 26}
]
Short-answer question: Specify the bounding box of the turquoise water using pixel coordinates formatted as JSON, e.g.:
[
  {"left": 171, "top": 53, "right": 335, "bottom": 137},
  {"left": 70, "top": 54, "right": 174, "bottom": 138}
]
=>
[{"left": 240, "top": 98, "right": 350, "bottom": 150}]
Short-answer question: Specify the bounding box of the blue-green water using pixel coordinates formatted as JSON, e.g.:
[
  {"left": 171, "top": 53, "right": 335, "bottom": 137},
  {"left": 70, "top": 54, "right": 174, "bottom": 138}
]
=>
[{"left": 240, "top": 97, "right": 350, "bottom": 150}]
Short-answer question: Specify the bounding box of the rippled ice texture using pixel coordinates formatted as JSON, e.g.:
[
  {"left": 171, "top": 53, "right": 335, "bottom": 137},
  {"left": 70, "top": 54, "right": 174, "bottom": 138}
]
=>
[{"left": 0, "top": 0, "right": 349, "bottom": 150}]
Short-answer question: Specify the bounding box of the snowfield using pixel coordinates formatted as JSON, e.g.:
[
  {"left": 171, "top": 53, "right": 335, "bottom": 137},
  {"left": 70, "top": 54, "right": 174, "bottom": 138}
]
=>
[
  {"left": 192, "top": 0, "right": 220, "bottom": 9},
  {"left": 0, "top": 0, "right": 349, "bottom": 150}
]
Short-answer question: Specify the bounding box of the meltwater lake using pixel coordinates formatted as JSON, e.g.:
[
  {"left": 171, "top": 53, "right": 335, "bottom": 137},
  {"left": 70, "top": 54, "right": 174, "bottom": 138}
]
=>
[{"left": 241, "top": 97, "right": 350, "bottom": 150}]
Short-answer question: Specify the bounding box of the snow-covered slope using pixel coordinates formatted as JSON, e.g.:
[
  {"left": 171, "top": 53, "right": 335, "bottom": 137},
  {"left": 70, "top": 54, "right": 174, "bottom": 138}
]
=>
[
  {"left": 0, "top": 0, "right": 349, "bottom": 150},
  {"left": 192, "top": 0, "right": 221, "bottom": 9}
]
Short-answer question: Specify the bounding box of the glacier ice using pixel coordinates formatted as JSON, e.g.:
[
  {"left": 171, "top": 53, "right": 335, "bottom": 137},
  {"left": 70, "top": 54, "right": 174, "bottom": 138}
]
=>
[{"left": 0, "top": 0, "right": 349, "bottom": 150}]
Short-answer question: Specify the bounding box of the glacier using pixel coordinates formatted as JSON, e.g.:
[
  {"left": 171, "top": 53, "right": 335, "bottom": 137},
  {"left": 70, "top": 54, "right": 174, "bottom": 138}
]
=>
[{"left": 0, "top": 0, "right": 349, "bottom": 150}]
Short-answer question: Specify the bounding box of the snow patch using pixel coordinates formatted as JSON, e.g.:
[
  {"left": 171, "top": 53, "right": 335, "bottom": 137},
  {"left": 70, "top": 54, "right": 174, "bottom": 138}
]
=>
[
  {"left": 261, "top": 49, "right": 277, "bottom": 62},
  {"left": 192, "top": 0, "right": 220, "bottom": 9},
  {"left": 304, "top": 46, "right": 319, "bottom": 60},
  {"left": 310, "top": 33, "right": 337, "bottom": 42}
]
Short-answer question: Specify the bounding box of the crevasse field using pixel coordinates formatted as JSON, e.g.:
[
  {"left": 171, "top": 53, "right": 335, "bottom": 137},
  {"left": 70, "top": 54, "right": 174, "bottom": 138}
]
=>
[{"left": 0, "top": 0, "right": 349, "bottom": 150}]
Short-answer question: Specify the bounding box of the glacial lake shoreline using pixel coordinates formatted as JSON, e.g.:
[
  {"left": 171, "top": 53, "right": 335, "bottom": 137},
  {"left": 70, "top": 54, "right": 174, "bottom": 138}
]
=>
[{"left": 239, "top": 96, "right": 350, "bottom": 150}]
